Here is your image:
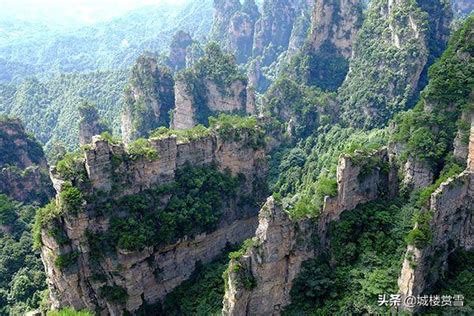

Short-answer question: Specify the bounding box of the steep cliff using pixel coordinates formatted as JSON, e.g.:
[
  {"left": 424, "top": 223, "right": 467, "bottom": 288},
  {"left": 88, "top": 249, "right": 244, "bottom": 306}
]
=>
[
  {"left": 223, "top": 148, "right": 396, "bottom": 315},
  {"left": 338, "top": 0, "right": 451, "bottom": 128},
  {"left": 37, "top": 119, "right": 268, "bottom": 314},
  {"left": 394, "top": 16, "right": 474, "bottom": 312},
  {"left": 0, "top": 118, "right": 54, "bottom": 204},
  {"left": 167, "top": 31, "right": 194, "bottom": 72},
  {"left": 121, "top": 56, "right": 175, "bottom": 143},
  {"left": 290, "top": 0, "right": 363, "bottom": 91},
  {"left": 398, "top": 134, "right": 474, "bottom": 312},
  {"left": 171, "top": 43, "right": 254, "bottom": 130},
  {"left": 78, "top": 103, "right": 109, "bottom": 146},
  {"left": 0, "top": 117, "right": 53, "bottom": 314}
]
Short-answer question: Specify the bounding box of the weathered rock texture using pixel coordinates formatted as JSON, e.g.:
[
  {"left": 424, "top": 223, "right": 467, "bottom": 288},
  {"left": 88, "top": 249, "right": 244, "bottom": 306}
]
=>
[
  {"left": 309, "top": 0, "right": 363, "bottom": 59},
  {"left": 78, "top": 104, "right": 109, "bottom": 146},
  {"left": 167, "top": 31, "right": 194, "bottom": 72},
  {"left": 121, "top": 56, "right": 175, "bottom": 143},
  {"left": 223, "top": 148, "right": 396, "bottom": 315},
  {"left": 41, "top": 128, "right": 267, "bottom": 314},
  {"left": 171, "top": 78, "right": 253, "bottom": 130},
  {"left": 0, "top": 118, "right": 54, "bottom": 204},
  {"left": 398, "top": 120, "right": 474, "bottom": 312},
  {"left": 338, "top": 0, "right": 448, "bottom": 128},
  {"left": 398, "top": 173, "right": 473, "bottom": 311}
]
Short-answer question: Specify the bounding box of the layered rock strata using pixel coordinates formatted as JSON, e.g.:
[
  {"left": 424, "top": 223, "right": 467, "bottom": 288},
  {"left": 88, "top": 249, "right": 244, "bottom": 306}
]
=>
[{"left": 41, "top": 128, "right": 267, "bottom": 314}]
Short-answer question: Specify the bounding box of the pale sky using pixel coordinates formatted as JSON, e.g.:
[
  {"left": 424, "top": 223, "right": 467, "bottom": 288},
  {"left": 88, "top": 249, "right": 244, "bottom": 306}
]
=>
[{"left": 0, "top": 0, "right": 188, "bottom": 26}]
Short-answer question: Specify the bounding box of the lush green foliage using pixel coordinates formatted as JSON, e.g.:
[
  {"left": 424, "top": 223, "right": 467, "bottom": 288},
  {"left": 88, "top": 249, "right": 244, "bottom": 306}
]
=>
[
  {"left": 47, "top": 308, "right": 93, "bottom": 316},
  {"left": 54, "top": 252, "right": 80, "bottom": 270},
  {"left": 0, "top": 1, "right": 213, "bottom": 82},
  {"left": 99, "top": 285, "right": 128, "bottom": 304},
  {"left": 338, "top": 0, "right": 430, "bottom": 128},
  {"left": 124, "top": 57, "right": 175, "bottom": 140},
  {"left": 391, "top": 16, "right": 473, "bottom": 174},
  {"left": 91, "top": 164, "right": 241, "bottom": 252},
  {"left": 127, "top": 138, "right": 159, "bottom": 161},
  {"left": 0, "top": 195, "right": 47, "bottom": 315},
  {"left": 289, "top": 42, "right": 349, "bottom": 92},
  {"left": 265, "top": 77, "right": 335, "bottom": 139},
  {"left": 150, "top": 125, "right": 212, "bottom": 142},
  {"left": 175, "top": 42, "right": 247, "bottom": 126},
  {"left": 161, "top": 252, "right": 232, "bottom": 315},
  {"left": 209, "top": 114, "right": 265, "bottom": 149},
  {"left": 0, "top": 70, "right": 128, "bottom": 153},
  {"left": 285, "top": 199, "right": 417, "bottom": 314},
  {"left": 426, "top": 249, "right": 474, "bottom": 314},
  {"left": 271, "top": 125, "right": 387, "bottom": 219}
]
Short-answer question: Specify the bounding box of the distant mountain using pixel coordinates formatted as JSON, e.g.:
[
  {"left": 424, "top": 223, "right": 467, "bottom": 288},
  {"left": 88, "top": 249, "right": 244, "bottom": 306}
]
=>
[{"left": 0, "top": 0, "right": 213, "bottom": 83}]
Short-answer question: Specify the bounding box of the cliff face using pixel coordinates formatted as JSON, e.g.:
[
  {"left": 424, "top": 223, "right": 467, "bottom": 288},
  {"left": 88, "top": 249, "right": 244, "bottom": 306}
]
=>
[
  {"left": 309, "top": 0, "right": 363, "bottom": 59},
  {"left": 398, "top": 122, "right": 474, "bottom": 312},
  {"left": 78, "top": 104, "right": 108, "bottom": 146},
  {"left": 0, "top": 118, "right": 54, "bottom": 204},
  {"left": 223, "top": 148, "right": 396, "bottom": 315},
  {"left": 40, "top": 126, "right": 268, "bottom": 314},
  {"left": 171, "top": 43, "right": 254, "bottom": 130},
  {"left": 168, "top": 31, "right": 194, "bottom": 72},
  {"left": 121, "top": 56, "right": 175, "bottom": 143},
  {"left": 338, "top": 0, "right": 437, "bottom": 128}
]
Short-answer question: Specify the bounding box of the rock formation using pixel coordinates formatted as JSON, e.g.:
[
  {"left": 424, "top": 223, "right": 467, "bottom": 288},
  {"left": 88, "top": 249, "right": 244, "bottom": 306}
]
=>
[
  {"left": 223, "top": 148, "right": 396, "bottom": 315},
  {"left": 338, "top": 0, "right": 448, "bottom": 128},
  {"left": 78, "top": 103, "right": 109, "bottom": 146},
  {"left": 309, "top": 0, "right": 363, "bottom": 59},
  {"left": 121, "top": 56, "right": 175, "bottom": 143},
  {"left": 0, "top": 118, "right": 54, "bottom": 204},
  {"left": 40, "top": 124, "right": 268, "bottom": 314},
  {"left": 171, "top": 43, "right": 255, "bottom": 130},
  {"left": 398, "top": 122, "right": 474, "bottom": 312},
  {"left": 168, "top": 31, "right": 194, "bottom": 72}
]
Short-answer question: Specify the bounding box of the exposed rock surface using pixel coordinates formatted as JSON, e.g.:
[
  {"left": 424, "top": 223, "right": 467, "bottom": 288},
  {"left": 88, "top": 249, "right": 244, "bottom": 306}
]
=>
[
  {"left": 222, "top": 197, "right": 315, "bottom": 315},
  {"left": 171, "top": 77, "right": 253, "bottom": 130},
  {"left": 121, "top": 56, "right": 175, "bottom": 143},
  {"left": 338, "top": 0, "right": 438, "bottom": 128},
  {"left": 223, "top": 148, "right": 396, "bottom": 315},
  {"left": 398, "top": 121, "right": 474, "bottom": 312},
  {"left": 78, "top": 104, "right": 109, "bottom": 146},
  {"left": 167, "top": 31, "right": 194, "bottom": 72},
  {"left": 41, "top": 128, "right": 268, "bottom": 314},
  {"left": 309, "top": 0, "right": 363, "bottom": 59},
  {"left": 0, "top": 118, "right": 54, "bottom": 204},
  {"left": 402, "top": 157, "right": 434, "bottom": 191}
]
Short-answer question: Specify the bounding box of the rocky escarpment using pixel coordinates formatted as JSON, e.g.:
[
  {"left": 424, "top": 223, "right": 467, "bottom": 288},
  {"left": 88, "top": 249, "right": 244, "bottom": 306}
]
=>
[
  {"left": 78, "top": 103, "right": 109, "bottom": 146},
  {"left": 167, "top": 31, "right": 194, "bottom": 72},
  {"left": 398, "top": 124, "right": 474, "bottom": 312},
  {"left": 223, "top": 148, "right": 397, "bottom": 315},
  {"left": 338, "top": 0, "right": 450, "bottom": 128},
  {"left": 309, "top": 0, "right": 363, "bottom": 59},
  {"left": 121, "top": 56, "right": 175, "bottom": 143},
  {"left": 0, "top": 118, "right": 53, "bottom": 204},
  {"left": 211, "top": 0, "right": 260, "bottom": 64},
  {"left": 171, "top": 43, "right": 255, "bottom": 130},
  {"left": 40, "top": 123, "right": 268, "bottom": 314}
]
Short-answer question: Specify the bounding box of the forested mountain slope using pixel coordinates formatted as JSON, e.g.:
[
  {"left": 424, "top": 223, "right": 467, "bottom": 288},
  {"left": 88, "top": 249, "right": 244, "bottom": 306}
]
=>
[{"left": 0, "top": 0, "right": 213, "bottom": 83}]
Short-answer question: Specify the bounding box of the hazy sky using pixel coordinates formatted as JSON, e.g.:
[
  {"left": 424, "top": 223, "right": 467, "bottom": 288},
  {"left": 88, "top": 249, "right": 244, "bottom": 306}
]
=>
[{"left": 0, "top": 0, "right": 188, "bottom": 26}]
